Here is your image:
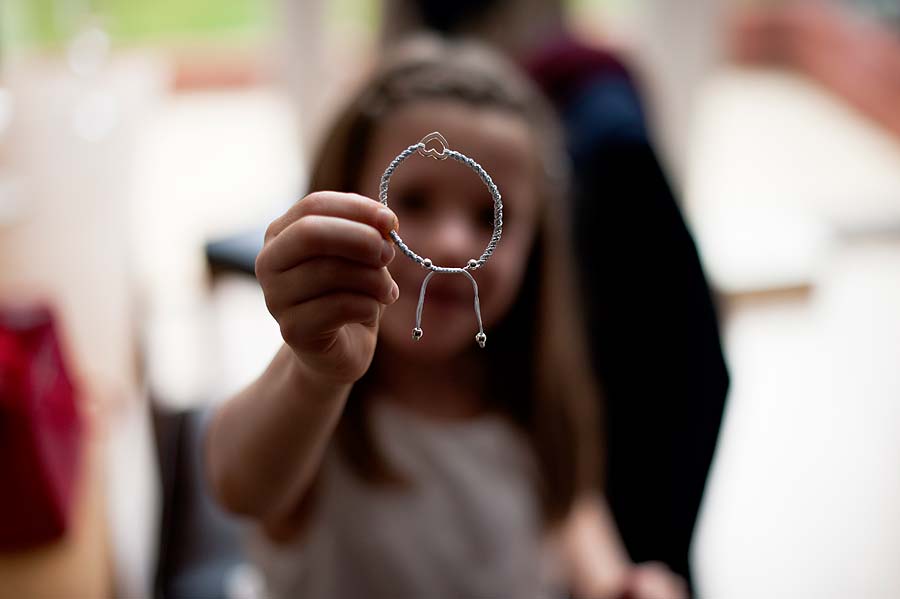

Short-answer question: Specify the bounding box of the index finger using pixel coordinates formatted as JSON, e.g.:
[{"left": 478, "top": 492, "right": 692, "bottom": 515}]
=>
[{"left": 265, "top": 192, "right": 399, "bottom": 245}]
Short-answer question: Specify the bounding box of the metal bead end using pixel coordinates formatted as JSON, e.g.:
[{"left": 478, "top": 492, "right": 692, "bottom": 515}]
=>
[
  {"left": 412, "top": 327, "right": 423, "bottom": 341},
  {"left": 422, "top": 258, "right": 433, "bottom": 269},
  {"left": 467, "top": 259, "right": 478, "bottom": 270},
  {"left": 475, "top": 332, "right": 487, "bottom": 348}
]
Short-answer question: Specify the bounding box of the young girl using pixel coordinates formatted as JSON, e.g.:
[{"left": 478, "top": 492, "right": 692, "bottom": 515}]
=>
[{"left": 206, "top": 37, "right": 686, "bottom": 599}]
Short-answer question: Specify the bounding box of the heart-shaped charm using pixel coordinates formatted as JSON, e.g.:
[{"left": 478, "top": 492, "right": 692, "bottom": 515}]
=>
[{"left": 417, "top": 131, "right": 449, "bottom": 160}]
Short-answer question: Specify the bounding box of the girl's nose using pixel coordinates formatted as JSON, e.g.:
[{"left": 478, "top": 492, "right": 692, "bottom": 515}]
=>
[{"left": 429, "top": 210, "right": 480, "bottom": 267}]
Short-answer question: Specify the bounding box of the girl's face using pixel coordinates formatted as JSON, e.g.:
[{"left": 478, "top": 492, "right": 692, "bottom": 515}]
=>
[{"left": 359, "top": 99, "right": 541, "bottom": 362}]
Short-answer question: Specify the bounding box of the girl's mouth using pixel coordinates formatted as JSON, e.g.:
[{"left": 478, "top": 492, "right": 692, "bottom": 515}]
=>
[
  {"left": 405, "top": 277, "right": 472, "bottom": 311},
  {"left": 423, "top": 284, "right": 469, "bottom": 307}
]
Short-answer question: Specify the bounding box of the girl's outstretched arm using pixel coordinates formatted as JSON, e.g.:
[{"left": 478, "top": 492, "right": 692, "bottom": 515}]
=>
[
  {"left": 205, "top": 343, "right": 351, "bottom": 533},
  {"left": 205, "top": 192, "right": 400, "bottom": 534}
]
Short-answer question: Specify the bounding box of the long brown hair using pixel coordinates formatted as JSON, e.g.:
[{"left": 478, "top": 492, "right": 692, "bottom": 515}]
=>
[{"left": 307, "top": 36, "right": 602, "bottom": 526}]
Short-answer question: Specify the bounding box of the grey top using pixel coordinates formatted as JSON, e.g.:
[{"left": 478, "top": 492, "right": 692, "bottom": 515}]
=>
[{"left": 248, "top": 400, "right": 566, "bottom": 599}]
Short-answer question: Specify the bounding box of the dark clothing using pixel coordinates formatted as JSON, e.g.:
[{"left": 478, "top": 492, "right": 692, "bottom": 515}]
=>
[{"left": 526, "top": 37, "right": 730, "bottom": 590}]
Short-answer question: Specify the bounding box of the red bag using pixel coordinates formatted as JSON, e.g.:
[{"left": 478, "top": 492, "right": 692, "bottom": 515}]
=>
[{"left": 0, "top": 304, "right": 83, "bottom": 550}]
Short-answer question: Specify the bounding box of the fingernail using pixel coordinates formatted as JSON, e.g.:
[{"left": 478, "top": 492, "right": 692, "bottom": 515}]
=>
[
  {"left": 381, "top": 239, "right": 395, "bottom": 264},
  {"left": 390, "top": 281, "right": 399, "bottom": 302},
  {"left": 378, "top": 208, "right": 398, "bottom": 234}
]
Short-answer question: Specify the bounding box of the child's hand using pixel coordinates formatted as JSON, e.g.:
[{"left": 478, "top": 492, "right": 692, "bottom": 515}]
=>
[
  {"left": 617, "top": 562, "right": 688, "bottom": 599},
  {"left": 255, "top": 192, "right": 400, "bottom": 386}
]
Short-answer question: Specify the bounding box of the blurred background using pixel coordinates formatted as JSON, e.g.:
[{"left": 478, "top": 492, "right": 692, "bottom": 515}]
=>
[{"left": 1, "top": 0, "right": 899, "bottom": 597}]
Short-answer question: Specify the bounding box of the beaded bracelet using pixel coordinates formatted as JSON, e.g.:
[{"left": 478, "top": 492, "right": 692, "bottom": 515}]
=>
[{"left": 379, "top": 132, "right": 503, "bottom": 348}]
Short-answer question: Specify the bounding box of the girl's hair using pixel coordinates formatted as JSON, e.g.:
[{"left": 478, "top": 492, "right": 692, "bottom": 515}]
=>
[{"left": 307, "top": 36, "right": 602, "bottom": 526}]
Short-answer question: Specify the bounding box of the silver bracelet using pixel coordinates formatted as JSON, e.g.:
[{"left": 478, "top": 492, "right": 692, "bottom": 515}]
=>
[{"left": 379, "top": 132, "right": 504, "bottom": 348}]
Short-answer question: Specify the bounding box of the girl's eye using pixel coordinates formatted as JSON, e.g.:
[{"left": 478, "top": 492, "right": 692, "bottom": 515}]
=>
[
  {"left": 477, "top": 206, "right": 495, "bottom": 231},
  {"left": 395, "top": 190, "right": 428, "bottom": 215}
]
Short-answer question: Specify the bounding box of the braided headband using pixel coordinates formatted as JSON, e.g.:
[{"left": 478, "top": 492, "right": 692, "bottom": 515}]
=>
[{"left": 379, "top": 132, "right": 503, "bottom": 348}]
